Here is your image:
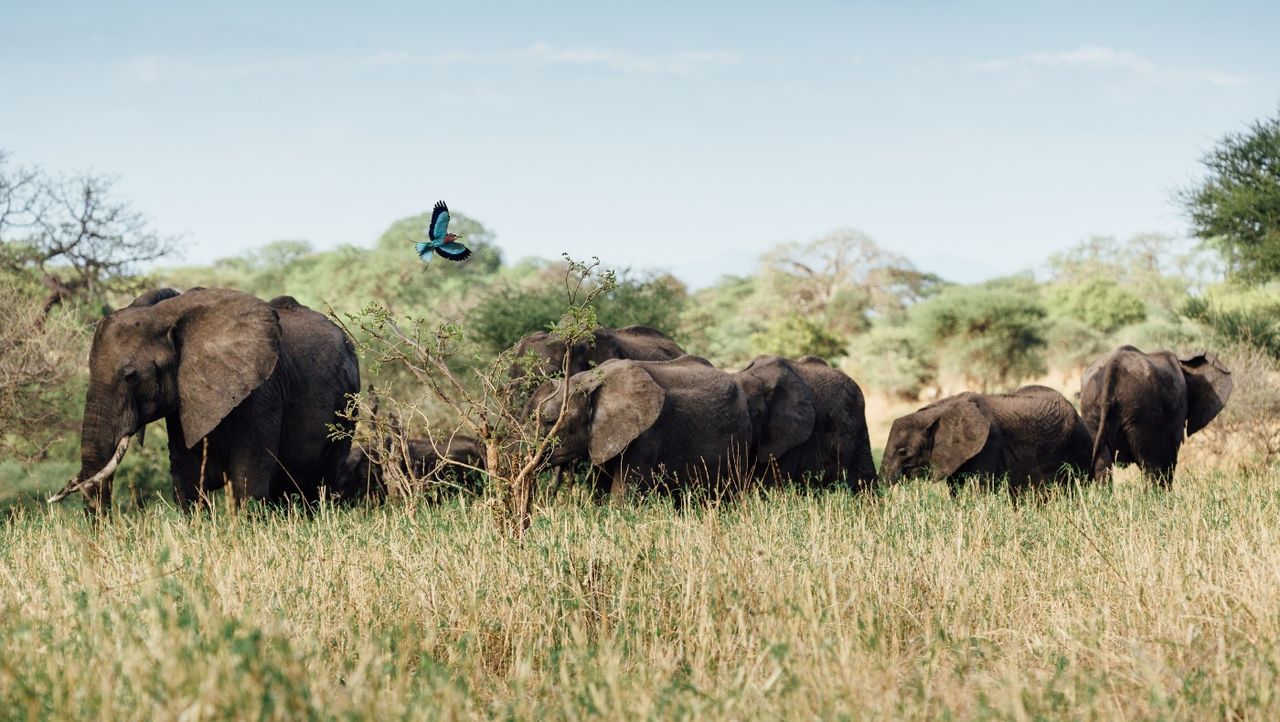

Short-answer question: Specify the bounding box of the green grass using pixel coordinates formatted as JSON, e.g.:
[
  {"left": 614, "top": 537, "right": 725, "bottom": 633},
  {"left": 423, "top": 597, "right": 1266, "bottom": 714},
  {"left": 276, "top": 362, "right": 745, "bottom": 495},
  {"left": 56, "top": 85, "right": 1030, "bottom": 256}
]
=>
[{"left": 2, "top": 469, "right": 1280, "bottom": 719}]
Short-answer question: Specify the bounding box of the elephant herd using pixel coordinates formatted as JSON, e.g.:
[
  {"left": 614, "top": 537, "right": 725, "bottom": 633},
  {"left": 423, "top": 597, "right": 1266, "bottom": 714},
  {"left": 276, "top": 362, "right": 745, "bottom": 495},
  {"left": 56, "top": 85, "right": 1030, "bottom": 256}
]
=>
[{"left": 60, "top": 288, "right": 1234, "bottom": 512}]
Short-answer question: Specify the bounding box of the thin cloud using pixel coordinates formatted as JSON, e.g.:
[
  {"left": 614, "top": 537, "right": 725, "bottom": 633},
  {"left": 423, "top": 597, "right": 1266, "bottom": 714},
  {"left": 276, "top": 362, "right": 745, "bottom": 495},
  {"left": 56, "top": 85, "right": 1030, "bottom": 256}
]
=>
[
  {"left": 117, "top": 52, "right": 411, "bottom": 85},
  {"left": 524, "top": 42, "right": 741, "bottom": 74},
  {"left": 972, "top": 45, "right": 1247, "bottom": 88},
  {"left": 436, "top": 42, "right": 742, "bottom": 75},
  {"left": 119, "top": 44, "right": 740, "bottom": 85}
]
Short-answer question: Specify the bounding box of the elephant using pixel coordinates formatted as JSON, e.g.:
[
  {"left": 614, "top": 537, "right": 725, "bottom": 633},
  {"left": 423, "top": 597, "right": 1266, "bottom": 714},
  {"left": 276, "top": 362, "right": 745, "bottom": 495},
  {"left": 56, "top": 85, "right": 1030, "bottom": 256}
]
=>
[
  {"left": 880, "top": 385, "right": 1093, "bottom": 494},
  {"left": 733, "top": 355, "right": 877, "bottom": 490},
  {"left": 342, "top": 435, "right": 486, "bottom": 499},
  {"left": 61, "top": 288, "right": 360, "bottom": 512},
  {"left": 1080, "top": 346, "right": 1232, "bottom": 486},
  {"left": 510, "top": 325, "right": 684, "bottom": 380},
  {"left": 531, "top": 355, "right": 752, "bottom": 501}
]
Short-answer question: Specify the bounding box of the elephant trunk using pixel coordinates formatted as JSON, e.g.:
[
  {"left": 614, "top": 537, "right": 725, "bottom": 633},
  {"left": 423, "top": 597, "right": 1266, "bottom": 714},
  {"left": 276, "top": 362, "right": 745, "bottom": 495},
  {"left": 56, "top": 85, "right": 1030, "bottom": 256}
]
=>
[{"left": 57, "top": 380, "right": 140, "bottom": 508}]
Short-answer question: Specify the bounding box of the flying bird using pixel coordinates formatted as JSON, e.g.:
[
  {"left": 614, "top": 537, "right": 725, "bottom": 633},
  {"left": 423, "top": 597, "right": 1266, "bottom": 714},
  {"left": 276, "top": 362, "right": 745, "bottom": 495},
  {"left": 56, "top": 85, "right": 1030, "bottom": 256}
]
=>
[{"left": 415, "top": 200, "right": 471, "bottom": 262}]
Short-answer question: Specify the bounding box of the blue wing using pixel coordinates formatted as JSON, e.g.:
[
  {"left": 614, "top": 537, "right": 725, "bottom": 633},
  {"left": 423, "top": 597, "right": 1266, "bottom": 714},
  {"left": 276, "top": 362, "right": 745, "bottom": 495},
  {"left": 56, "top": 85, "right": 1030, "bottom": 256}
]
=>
[
  {"left": 434, "top": 241, "right": 472, "bottom": 261},
  {"left": 415, "top": 241, "right": 434, "bottom": 262},
  {"left": 428, "top": 200, "right": 451, "bottom": 243}
]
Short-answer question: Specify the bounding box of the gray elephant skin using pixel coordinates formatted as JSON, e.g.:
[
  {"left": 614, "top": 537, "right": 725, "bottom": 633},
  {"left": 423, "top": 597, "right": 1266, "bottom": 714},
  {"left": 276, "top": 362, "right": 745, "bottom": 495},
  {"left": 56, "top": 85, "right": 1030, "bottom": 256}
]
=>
[
  {"left": 511, "top": 325, "right": 684, "bottom": 379},
  {"left": 533, "top": 355, "right": 752, "bottom": 501},
  {"left": 1081, "top": 345, "right": 1232, "bottom": 486},
  {"left": 880, "top": 385, "right": 1092, "bottom": 493},
  {"left": 342, "top": 435, "right": 486, "bottom": 498},
  {"left": 734, "top": 355, "right": 877, "bottom": 490},
  {"left": 74, "top": 287, "right": 360, "bottom": 511}
]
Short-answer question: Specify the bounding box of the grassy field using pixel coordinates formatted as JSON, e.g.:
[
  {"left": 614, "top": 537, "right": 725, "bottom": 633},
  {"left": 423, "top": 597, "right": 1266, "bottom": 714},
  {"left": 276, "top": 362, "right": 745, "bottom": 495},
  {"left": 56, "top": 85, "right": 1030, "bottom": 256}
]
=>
[{"left": 2, "top": 469, "right": 1280, "bottom": 720}]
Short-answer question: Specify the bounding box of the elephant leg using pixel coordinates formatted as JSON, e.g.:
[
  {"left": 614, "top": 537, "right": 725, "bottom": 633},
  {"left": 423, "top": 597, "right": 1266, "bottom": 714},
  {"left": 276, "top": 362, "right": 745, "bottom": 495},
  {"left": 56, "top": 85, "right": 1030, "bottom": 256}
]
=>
[
  {"left": 166, "top": 417, "right": 224, "bottom": 510},
  {"left": 1143, "top": 460, "right": 1177, "bottom": 489},
  {"left": 84, "top": 477, "right": 113, "bottom": 516},
  {"left": 1132, "top": 434, "right": 1179, "bottom": 489},
  {"left": 608, "top": 469, "right": 629, "bottom": 505},
  {"left": 946, "top": 477, "right": 963, "bottom": 498},
  {"left": 1091, "top": 443, "right": 1114, "bottom": 482},
  {"left": 222, "top": 441, "right": 279, "bottom": 505},
  {"left": 608, "top": 464, "right": 650, "bottom": 505},
  {"left": 170, "top": 444, "right": 225, "bottom": 510}
]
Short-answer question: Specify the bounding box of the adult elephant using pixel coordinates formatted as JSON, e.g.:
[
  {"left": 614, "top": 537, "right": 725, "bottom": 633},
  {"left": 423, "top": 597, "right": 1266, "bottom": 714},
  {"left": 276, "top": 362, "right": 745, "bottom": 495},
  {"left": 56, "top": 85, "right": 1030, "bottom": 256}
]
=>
[
  {"left": 880, "top": 385, "right": 1092, "bottom": 494},
  {"left": 54, "top": 288, "right": 360, "bottom": 512},
  {"left": 733, "top": 355, "right": 877, "bottom": 490},
  {"left": 1080, "top": 346, "right": 1232, "bottom": 486},
  {"left": 531, "top": 355, "right": 751, "bottom": 501},
  {"left": 510, "top": 325, "right": 684, "bottom": 379}
]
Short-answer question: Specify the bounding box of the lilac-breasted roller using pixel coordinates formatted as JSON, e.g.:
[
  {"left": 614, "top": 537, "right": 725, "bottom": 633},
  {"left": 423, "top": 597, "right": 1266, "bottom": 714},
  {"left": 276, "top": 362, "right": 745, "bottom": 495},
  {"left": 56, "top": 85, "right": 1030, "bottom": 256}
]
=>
[{"left": 415, "top": 200, "right": 471, "bottom": 262}]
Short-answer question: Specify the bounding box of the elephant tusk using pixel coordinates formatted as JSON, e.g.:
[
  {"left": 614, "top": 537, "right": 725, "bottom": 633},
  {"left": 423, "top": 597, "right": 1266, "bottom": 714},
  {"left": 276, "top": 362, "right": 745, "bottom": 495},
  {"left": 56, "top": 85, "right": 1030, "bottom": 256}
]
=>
[{"left": 48, "top": 436, "right": 131, "bottom": 504}]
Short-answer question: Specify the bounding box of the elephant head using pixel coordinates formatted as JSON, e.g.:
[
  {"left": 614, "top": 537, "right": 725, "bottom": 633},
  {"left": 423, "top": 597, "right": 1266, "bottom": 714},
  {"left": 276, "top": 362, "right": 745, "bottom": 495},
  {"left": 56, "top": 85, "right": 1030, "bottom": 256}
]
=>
[
  {"left": 880, "top": 397, "right": 991, "bottom": 482},
  {"left": 534, "top": 360, "right": 665, "bottom": 467},
  {"left": 735, "top": 356, "right": 816, "bottom": 465},
  {"left": 69, "top": 287, "right": 281, "bottom": 509},
  {"left": 1179, "top": 352, "right": 1233, "bottom": 435},
  {"left": 510, "top": 326, "right": 683, "bottom": 381},
  {"left": 511, "top": 329, "right": 621, "bottom": 380}
]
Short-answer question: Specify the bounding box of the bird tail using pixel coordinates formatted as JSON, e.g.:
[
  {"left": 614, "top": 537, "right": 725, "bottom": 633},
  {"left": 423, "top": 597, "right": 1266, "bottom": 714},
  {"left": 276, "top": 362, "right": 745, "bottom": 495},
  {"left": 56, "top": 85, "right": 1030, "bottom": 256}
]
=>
[{"left": 414, "top": 242, "right": 434, "bottom": 263}]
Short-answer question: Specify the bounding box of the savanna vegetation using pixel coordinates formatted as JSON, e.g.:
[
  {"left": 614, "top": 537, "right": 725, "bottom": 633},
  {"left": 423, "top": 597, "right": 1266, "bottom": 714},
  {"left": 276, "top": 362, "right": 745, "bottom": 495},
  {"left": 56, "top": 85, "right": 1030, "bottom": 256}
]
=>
[{"left": 2, "top": 107, "right": 1280, "bottom": 719}]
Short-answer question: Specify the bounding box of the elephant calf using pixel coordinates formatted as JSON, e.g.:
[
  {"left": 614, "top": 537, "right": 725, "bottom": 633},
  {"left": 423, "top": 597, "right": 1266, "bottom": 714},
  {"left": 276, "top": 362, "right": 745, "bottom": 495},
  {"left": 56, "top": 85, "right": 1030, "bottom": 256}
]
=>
[
  {"left": 342, "top": 435, "right": 486, "bottom": 498},
  {"left": 532, "top": 355, "right": 752, "bottom": 501},
  {"left": 1081, "top": 346, "right": 1232, "bottom": 486},
  {"left": 880, "top": 385, "right": 1093, "bottom": 494},
  {"left": 733, "top": 355, "right": 877, "bottom": 490}
]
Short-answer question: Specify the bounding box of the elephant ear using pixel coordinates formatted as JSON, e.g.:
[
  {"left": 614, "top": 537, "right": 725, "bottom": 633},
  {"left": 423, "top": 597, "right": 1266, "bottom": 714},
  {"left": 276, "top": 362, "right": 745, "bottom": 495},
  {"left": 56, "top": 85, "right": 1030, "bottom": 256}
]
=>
[
  {"left": 588, "top": 362, "right": 664, "bottom": 464},
  {"left": 170, "top": 289, "right": 282, "bottom": 448},
  {"left": 1181, "top": 352, "right": 1233, "bottom": 436},
  {"left": 929, "top": 400, "right": 990, "bottom": 478},
  {"left": 740, "top": 357, "right": 816, "bottom": 460}
]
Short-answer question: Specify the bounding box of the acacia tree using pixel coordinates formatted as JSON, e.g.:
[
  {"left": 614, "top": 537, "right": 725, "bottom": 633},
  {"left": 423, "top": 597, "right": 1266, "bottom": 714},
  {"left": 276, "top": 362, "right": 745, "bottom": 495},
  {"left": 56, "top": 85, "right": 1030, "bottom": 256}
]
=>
[
  {"left": 1179, "top": 108, "right": 1280, "bottom": 282},
  {"left": 0, "top": 150, "right": 179, "bottom": 313},
  {"left": 760, "top": 228, "right": 939, "bottom": 334}
]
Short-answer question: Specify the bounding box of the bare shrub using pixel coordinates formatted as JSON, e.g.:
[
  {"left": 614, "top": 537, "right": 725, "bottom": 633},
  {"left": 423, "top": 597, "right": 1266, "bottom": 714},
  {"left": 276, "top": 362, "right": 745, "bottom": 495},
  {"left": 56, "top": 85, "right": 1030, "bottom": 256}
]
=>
[
  {"left": 333, "top": 255, "right": 615, "bottom": 535},
  {"left": 0, "top": 278, "right": 89, "bottom": 459}
]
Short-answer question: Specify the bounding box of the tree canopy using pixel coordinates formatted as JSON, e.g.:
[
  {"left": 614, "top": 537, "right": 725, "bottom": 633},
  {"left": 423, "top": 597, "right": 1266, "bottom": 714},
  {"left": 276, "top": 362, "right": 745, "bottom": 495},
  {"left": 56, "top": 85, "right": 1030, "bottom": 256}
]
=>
[{"left": 1180, "top": 108, "right": 1280, "bottom": 283}]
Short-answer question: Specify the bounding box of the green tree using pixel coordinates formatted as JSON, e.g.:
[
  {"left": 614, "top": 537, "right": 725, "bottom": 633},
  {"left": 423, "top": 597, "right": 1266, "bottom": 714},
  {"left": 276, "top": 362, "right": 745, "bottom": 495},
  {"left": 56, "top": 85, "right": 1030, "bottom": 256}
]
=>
[
  {"left": 1180, "top": 283, "right": 1280, "bottom": 358},
  {"left": 750, "top": 314, "right": 847, "bottom": 363},
  {"left": 847, "top": 324, "right": 936, "bottom": 400},
  {"left": 1179, "top": 108, "right": 1280, "bottom": 282},
  {"left": 1045, "top": 232, "right": 1208, "bottom": 311},
  {"left": 912, "top": 285, "right": 1047, "bottom": 391},
  {"left": 469, "top": 268, "right": 687, "bottom": 355},
  {"left": 1045, "top": 278, "right": 1147, "bottom": 333}
]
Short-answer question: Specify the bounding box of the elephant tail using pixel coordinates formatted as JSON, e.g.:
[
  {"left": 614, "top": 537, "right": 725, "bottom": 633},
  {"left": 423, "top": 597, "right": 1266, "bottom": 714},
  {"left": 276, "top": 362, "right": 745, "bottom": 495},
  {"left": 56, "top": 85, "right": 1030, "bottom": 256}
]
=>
[{"left": 1089, "top": 359, "right": 1119, "bottom": 481}]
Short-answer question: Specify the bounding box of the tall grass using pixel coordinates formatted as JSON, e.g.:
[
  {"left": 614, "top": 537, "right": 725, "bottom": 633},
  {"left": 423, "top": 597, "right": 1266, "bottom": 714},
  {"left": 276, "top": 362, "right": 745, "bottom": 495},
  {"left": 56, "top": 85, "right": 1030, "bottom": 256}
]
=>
[{"left": 3, "top": 470, "right": 1280, "bottom": 720}]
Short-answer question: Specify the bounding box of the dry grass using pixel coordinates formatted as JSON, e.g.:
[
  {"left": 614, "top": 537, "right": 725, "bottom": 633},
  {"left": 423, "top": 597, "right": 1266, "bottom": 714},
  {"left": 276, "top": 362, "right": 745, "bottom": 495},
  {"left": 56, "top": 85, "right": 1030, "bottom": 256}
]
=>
[{"left": 3, "top": 469, "right": 1280, "bottom": 720}]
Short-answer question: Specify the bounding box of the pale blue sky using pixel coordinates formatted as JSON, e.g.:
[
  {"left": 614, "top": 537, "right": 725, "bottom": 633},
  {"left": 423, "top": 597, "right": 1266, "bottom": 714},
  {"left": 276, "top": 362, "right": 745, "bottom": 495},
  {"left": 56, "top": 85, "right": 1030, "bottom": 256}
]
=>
[{"left": 3, "top": 1, "right": 1277, "bottom": 286}]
